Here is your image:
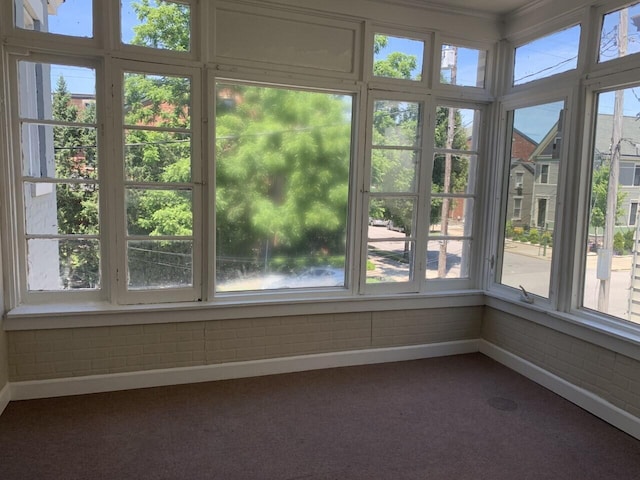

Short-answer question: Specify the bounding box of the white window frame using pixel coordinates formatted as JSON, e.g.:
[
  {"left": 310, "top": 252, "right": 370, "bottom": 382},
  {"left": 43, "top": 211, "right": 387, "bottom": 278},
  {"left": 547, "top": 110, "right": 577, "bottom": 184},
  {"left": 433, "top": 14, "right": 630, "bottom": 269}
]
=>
[
  {"left": 112, "top": 59, "right": 203, "bottom": 304},
  {"left": 489, "top": 91, "right": 572, "bottom": 308}
]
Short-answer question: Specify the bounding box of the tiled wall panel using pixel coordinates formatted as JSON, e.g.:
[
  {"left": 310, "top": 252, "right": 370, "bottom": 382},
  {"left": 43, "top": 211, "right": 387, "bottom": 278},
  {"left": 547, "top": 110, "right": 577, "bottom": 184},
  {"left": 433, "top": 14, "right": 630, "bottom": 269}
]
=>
[
  {"left": 483, "top": 308, "right": 640, "bottom": 418},
  {"left": 7, "top": 307, "right": 479, "bottom": 381}
]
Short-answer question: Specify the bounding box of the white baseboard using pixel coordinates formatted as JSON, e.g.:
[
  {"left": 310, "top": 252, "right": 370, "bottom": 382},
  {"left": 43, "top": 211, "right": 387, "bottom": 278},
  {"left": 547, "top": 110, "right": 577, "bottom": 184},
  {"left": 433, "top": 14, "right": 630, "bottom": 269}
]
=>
[
  {"left": 479, "top": 339, "right": 640, "bottom": 441},
  {"left": 9, "top": 339, "right": 480, "bottom": 402},
  {"left": 0, "top": 383, "right": 10, "bottom": 416}
]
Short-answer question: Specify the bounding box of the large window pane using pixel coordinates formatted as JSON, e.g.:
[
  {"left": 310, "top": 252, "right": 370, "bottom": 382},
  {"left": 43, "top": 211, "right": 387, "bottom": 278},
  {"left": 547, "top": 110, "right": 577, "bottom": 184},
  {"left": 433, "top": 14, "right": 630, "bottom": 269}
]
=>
[
  {"left": 599, "top": 3, "right": 640, "bottom": 63},
  {"left": 121, "top": 0, "right": 191, "bottom": 52},
  {"left": 215, "top": 84, "right": 352, "bottom": 292},
  {"left": 15, "top": 0, "right": 92, "bottom": 38},
  {"left": 583, "top": 87, "right": 640, "bottom": 324},
  {"left": 373, "top": 34, "right": 424, "bottom": 81},
  {"left": 499, "top": 101, "right": 564, "bottom": 298},
  {"left": 513, "top": 25, "right": 580, "bottom": 85}
]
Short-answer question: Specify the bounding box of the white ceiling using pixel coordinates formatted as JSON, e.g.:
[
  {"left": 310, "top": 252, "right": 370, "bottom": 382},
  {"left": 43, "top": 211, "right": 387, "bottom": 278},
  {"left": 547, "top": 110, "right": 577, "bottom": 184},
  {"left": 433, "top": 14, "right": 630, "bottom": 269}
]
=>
[{"left": 418, "top": 0, "right": 534, "bottom": 15}]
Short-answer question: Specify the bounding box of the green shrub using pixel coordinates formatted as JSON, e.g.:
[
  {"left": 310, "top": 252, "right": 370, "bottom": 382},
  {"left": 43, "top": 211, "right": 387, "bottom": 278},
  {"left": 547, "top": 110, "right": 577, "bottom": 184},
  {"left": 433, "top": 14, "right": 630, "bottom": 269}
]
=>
[
  {"left": 505, "top": 221, "right": 514, "bottom": 238},
  {"left": 624, "top": 229, "right": 635, "bottom": 252},
  {"left": 614, "top": 231, "right": 625, "bottom": 255},
  {"left": 528, "top": 229, "right": 540, "bottom": 244}
]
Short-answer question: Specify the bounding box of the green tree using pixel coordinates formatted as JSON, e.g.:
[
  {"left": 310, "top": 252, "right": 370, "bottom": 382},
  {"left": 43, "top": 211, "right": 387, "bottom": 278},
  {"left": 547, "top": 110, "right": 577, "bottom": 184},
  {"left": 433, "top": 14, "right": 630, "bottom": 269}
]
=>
[{"left": 590, "top": 163, "right": 625, "bottom": 247}]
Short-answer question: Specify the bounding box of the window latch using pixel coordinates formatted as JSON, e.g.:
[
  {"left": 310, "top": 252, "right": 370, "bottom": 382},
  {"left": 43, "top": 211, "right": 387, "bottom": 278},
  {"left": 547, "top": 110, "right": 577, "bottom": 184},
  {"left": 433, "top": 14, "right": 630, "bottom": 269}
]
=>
[{"left": 519, "top": 285, "right": 534, "bottom": 304}]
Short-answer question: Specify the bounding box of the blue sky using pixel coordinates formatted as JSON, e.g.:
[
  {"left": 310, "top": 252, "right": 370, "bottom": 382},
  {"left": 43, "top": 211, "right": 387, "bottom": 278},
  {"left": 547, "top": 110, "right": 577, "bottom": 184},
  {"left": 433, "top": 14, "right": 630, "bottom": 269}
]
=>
[{"left": 42, "top": 0, "right": 640, "bottom": 137}]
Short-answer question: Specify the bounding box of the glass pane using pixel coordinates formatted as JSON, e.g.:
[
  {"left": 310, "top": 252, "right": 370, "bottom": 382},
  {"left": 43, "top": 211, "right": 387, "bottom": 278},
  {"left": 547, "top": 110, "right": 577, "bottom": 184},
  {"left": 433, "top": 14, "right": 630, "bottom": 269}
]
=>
[
  {"left": 373, "top": 100, "right": 421, "bottom": 147},
  {"left": 125, "top": 129, "right": 191, "bottom": 182},
  {"left": 215, "top": 84, "right": 352, "bottom": 292},
  {"left": 18, "top": 62, "right": 96, "bottom": 122},
  {"left": 513, "top": 25, "right": 580, "bottom": 85},
  {"left": 435, "top": 106, "right": 476, "bottom": 150},
  {"left": 121, "top": 0, "right": 191, "bottom": 52},
  {"left": 128, "top": 240, "right": 192, "bottom": 289},
  {"left": 433, "top": 154, "right": 475, "bottom": 195},
  {"left": 583, "top": 87, "right": 640, "bottom": 324},
  {"left": 15, "top": 0, "right": 92, "bottom": 38},
  {"left": 24, "top": 182, "right": 99, "bottom": 235},
  {"left": 599, "top": 3, "right": 640, "bottom": 63},
  {"left": 430, "top": 198, "right": 474, "bottom": 237},
  {"left": 368, "top": 198, "right": 414, "bottom": 237},
  {"left": 440, "top": 45, "right": 486, "bottom": 88},
  {"left": 371, "top": 149, "right": 418, "bottom": 193},
  {"left": 500, "top": 101, "right": 564, "bottom": 298},
  {"left": 366, "top": 242, "right": 413, "bottom": 283},
  {"left": 426, "top": 239, "right": 471, "bottom": 279},
  {"left": 27, "top": 238, "right": 100, "bottom": 291},
  {"left": 219, "top": 263, "right": 346, "bottom": 292},
  {"left": 126, "top": 188, "right": 192, "bottom": 236},
  {"left": 123, "top": 73, "right": 191, "bottom": 128},
  {"left": 21, "top": 124, "right": 97, "bottom": 179},
  {"left": 373, "top": 34, "right": 424, "bottom": 81}
]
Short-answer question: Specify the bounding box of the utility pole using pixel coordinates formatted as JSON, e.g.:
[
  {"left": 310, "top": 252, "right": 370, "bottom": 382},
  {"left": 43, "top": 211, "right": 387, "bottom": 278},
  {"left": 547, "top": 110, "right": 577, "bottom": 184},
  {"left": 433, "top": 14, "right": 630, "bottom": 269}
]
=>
[
  {"left": 438, "top": 46, "right": 457, "bottom": 277},
  {"left": 598, "top": 8, "right": 627, "bottom": 312}
]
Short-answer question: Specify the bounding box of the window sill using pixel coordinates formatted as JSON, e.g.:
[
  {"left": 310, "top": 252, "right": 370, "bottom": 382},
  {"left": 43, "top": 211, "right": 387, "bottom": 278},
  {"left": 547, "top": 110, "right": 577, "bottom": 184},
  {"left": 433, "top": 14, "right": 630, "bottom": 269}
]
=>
[
  {"left": 4, "top": 290, "right": 485, "bottom": 330},
  {"left": 484, "top": 290, "right": 640, "bottom": 362}
]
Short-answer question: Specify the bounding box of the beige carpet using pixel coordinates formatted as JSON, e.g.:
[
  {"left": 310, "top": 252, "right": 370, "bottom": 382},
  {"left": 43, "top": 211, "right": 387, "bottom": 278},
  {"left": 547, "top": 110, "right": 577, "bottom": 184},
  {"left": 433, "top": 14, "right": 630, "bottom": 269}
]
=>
[{"left": 1, "top": 353, "right": 639, "bottom": 479}]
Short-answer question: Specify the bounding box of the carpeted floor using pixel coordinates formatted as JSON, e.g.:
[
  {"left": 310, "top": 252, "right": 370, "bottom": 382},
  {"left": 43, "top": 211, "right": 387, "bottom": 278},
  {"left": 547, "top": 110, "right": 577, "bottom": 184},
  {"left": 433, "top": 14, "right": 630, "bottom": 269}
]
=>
[{"left": 1, "top": 353, "right": 640, "bottom": 479}]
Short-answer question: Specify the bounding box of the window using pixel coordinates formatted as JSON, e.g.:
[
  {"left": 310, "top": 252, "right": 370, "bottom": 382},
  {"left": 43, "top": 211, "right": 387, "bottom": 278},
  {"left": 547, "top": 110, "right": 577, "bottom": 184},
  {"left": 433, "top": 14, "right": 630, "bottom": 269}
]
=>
[
  {"left": 120, "top": 0, "right": 191, "bottom": 52},
  {"left": 515, "top": 172, "right": 524, "bottom": 188},
  {"left": 14, "top": 0, "right": 92, "bottom": 38},
  {"left": 215, "top": 84, "right": 353, "bottom": 292},
  {"left": 599, "top": 2, "right": 640, "bottom": 63},
  {"left": 513, "top": 198, "right": 522, "bottom": 219},
  {"left": 538, "top": 164, "right": 549, "bottom": 184},
  {"left": 440, "top": 44, "right": 486, "bottom": 88},
  {"left": 583, "top": 87, "right": 640, "bottom": 323},
  {"left": 16, "top": 60, "right": 100, "bottom": 291},
  {"left": 630, "top": 202, "right": 638, "bottom": 226},
  {"left": 513, "top": 25, "right": 580, "bottom": 86},
  {"left": 366, "top": 98, "right": 421, "bottom": 285},
  {"left": 120, "top": 68, "right": 198, "bottom": 298},
  {"left": 499, "top": 101, "right": 564, "bottom": 298},
  {"left": 373, "top": 34, "right": 424, "bottom": 81},
  {"left": 428, "top": 106, "right": 479, "bottom": 280}
]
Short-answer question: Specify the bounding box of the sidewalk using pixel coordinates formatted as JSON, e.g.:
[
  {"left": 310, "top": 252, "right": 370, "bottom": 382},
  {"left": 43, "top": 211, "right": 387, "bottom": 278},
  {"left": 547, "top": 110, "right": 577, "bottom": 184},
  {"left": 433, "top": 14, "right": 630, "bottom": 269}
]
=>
[{"left": 504, "top": 239, "right": 633, "bottom": 271}]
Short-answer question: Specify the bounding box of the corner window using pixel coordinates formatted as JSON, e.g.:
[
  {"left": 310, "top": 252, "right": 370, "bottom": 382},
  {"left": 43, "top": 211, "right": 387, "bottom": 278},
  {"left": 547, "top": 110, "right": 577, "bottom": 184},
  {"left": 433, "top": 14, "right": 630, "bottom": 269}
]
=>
[
  {"left": 513, "top": 25, "right": 580, "bottom": 86},
  {"left": 499, "top": 101, "right": 564, "bottom": 298},
  {"left": 215, "top": 83, "right": 353, "bottom": 292},
  {"left": 582, "top": 87, "right": 640, "bottom": 324}
]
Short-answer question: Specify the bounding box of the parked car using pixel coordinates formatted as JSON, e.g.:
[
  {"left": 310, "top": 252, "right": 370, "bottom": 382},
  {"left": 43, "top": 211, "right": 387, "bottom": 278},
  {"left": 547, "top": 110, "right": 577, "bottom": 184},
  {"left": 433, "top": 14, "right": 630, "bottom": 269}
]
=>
[
  {"left": 387, "top": 220, "right": 405, "bottom": 233},
  {"left": 369, "top": 217, "right": 389, "bottom": 227}
]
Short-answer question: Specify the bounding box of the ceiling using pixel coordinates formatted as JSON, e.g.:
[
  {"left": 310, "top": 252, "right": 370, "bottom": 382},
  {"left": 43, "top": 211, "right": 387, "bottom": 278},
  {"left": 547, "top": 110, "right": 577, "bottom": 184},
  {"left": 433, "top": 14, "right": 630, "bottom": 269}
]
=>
[{"left": 418, "top": 0, "right": 534, "bottom": 15}]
